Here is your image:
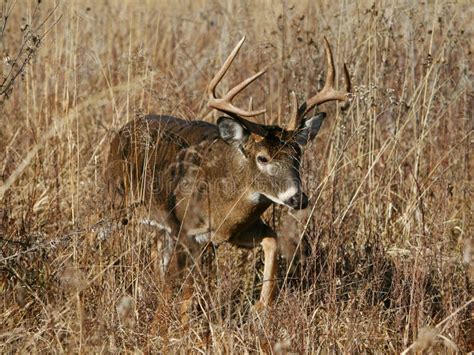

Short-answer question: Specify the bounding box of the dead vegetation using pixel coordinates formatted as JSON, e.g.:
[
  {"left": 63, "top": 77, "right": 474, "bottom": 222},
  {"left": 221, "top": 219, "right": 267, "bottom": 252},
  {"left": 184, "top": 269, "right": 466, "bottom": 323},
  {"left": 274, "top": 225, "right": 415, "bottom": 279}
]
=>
[{"left": 1, "top": 0, "right": 472, "bottom": 353}]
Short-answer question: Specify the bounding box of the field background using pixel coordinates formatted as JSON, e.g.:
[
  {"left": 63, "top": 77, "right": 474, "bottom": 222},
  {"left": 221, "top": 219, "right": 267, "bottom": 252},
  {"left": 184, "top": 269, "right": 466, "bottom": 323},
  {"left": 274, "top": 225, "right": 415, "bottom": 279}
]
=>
[{"left": 1, "top": 0, "right": 472, "bottom": 352}]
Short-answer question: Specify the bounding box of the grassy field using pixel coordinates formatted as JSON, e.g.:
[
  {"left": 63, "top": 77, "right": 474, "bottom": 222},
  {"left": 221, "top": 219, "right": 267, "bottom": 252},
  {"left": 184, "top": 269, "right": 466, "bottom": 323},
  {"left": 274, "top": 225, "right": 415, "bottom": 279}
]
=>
[{"left": 1, "top": 0, "right": 472, "bottom": 352}]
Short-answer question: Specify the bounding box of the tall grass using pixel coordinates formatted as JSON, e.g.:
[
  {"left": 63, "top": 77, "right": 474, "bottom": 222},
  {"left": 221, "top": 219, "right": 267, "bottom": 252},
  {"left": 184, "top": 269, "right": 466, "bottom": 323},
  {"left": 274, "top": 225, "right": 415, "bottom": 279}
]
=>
[{"left": 1, "top": 0, "right": 472, "bottom": 352}]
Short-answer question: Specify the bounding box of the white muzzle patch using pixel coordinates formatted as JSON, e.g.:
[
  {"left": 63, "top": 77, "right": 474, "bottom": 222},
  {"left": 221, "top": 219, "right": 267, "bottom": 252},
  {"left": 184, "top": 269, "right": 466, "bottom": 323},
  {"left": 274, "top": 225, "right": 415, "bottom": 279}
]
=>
[
  {"left": 277, "top": 186, "right": 298, "bottom": 202},
  {"left": 258, "top": 185, "right": 298, "bottom": 207}
]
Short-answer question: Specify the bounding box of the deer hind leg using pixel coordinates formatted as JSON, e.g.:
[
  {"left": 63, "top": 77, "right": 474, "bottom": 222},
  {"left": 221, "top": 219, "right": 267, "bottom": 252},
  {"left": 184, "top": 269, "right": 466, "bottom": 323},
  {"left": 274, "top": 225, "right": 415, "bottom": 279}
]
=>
[
  {"left": 179, "top": 266, "right": 194, "bottom": 328},
  {"left": 139, "top": 218, "right": 174, "bottom": 282},
  {"left": 152, "top": 228, "right": 174, "bottom": 282},
  {"left": 147, "top": 221, "right": 186, "bottom": 337},
  {"left": 153, "top": 229, "right": 199, "bottom": 328}
]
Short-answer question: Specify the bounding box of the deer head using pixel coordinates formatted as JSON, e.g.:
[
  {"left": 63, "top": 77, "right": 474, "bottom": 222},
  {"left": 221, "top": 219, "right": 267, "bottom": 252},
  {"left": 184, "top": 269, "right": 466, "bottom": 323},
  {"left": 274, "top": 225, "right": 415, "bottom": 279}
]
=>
[{"left": 207, "top": 36, "right": 351, "bottom": 210}]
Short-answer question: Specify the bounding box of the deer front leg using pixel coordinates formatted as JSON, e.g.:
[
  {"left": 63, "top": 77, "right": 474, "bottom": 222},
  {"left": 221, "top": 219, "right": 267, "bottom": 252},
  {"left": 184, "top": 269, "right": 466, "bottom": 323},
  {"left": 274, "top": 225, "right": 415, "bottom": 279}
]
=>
[
  {"left": 229, "top": 220, "right": 278, "bottom": 311},
  {"left": 256, "top": 236, "right": 278, "bottom": 310}
]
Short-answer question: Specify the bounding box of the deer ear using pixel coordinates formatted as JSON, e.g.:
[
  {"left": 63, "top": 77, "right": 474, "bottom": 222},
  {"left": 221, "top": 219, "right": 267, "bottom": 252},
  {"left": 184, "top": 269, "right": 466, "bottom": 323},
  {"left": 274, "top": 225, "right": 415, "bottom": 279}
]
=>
[
  {"left": 217, "top": 116, "right": 250, "bottom": 144},
  {"left": 295, "top": 112, "right": 326, "bottom": 146}
]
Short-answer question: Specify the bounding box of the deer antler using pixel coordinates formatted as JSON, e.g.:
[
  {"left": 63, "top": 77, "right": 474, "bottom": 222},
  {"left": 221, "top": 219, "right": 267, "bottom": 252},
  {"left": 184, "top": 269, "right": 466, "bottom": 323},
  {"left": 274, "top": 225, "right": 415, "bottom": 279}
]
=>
[
  {"left": 288, "top": 37, "right": 351, "bottom": 131},
  {"left": 208, "top": 36, "right": 266, "bottom": 118}
]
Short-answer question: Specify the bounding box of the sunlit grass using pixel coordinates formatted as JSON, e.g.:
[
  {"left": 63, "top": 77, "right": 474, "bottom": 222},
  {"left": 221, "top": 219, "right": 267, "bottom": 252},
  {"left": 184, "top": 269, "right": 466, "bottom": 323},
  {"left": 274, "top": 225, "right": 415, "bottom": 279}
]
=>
[{"left": 1, "top": 0, "right": 472, "bottom": 352}]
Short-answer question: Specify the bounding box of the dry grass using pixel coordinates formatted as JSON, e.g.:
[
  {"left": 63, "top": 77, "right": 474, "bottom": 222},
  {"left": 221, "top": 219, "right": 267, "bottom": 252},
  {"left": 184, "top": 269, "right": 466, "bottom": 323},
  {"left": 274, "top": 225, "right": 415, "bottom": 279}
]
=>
[{"left": 1, "top": 0, "right": 473, "bottom": 353}]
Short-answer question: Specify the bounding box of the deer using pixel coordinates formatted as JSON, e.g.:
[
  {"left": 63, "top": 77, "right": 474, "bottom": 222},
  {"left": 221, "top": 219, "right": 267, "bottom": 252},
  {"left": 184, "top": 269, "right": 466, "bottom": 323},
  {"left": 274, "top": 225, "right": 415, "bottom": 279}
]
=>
[{"left": 105, "top": 36, "right": 350, "bottom": 313}]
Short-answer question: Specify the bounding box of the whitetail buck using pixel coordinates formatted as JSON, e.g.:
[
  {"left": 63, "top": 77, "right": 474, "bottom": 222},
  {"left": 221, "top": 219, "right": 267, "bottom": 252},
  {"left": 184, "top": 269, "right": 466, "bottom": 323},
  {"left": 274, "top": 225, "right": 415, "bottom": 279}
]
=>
[{"left": 106, "top": 36, "right": 350, "bottom": 311}]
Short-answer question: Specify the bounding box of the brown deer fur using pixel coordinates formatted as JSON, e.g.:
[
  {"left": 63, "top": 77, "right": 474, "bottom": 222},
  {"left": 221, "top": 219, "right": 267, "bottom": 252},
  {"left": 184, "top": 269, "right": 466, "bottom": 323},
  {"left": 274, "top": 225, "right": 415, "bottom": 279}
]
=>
[{"left": 105, "top": 37, "right": 350, "bottom": 312}]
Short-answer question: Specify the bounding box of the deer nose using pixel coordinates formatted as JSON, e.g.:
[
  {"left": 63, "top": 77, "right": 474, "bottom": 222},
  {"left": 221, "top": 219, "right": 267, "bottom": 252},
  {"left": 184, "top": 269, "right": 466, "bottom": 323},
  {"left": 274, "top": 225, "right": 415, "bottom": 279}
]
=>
[{"left": 286, "top": 192, "right": 308, "bottom": 210}]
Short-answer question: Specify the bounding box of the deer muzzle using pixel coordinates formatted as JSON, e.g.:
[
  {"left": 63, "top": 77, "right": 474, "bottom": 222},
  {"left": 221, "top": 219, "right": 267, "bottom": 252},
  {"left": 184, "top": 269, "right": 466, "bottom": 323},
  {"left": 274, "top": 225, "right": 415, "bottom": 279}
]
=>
[{"left": 285, "top": 191, "right": 308, "bottom": 210}]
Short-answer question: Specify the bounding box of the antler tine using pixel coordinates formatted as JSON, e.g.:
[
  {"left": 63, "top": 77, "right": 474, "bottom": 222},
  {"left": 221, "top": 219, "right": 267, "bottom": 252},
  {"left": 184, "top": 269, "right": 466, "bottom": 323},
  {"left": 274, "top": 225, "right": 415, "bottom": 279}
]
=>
[
  {"left": 340, "top": 63, "right": 352, "bottom": 110},
  {"left": 225, "top": 69, "right": 266, "bottom": 104},
  {"left": 287, "top": 91, "right": 299, "bottom": 131},
  {"left": 208, "top": 36, "right": 266, "bottom": 118},
  {"left": 291, "top": 37, "right": 351, "bottom": 129},
  {"left": 303, "top": 37, "right": 349, "bottom": 112},
  {"left": 208, "top": 36, "right": 245, "bottom": 98}
]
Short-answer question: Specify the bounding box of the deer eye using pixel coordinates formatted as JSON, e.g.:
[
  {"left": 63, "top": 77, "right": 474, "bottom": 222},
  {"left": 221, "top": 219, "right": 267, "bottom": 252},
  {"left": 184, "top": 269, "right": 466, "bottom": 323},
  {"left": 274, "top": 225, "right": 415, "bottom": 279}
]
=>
[{"left": 257, "top": 155, "right": 269, "bottom": 164}]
